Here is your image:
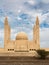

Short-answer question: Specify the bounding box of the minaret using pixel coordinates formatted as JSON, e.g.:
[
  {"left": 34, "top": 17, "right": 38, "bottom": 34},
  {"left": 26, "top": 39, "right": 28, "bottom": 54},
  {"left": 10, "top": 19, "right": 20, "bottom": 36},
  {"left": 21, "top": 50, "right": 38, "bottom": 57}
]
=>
[
  {"left": 33, "top": 24, "right": 36, "bottom": 43},
  {"left": 33, "top": 16, "right": 40, "bottom": 49},
  {"left": 36, "top": 16, "right": 40, "bottom": 49},
  {"left": 4, "top": 17, "right": 10, "bottom": 49}
]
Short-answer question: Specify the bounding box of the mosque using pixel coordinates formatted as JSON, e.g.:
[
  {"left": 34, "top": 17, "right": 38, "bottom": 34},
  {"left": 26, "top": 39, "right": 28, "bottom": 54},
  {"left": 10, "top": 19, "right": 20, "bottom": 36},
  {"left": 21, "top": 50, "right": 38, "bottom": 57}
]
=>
[{"left": 0, "top": 16, "right": 49, "bottom": 56}]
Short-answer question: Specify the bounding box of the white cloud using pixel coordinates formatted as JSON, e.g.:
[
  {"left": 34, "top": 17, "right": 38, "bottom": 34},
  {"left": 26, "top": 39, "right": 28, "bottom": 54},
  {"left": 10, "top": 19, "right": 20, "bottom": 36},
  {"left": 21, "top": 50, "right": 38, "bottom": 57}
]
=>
[
  {"left": 0, "top": 29, "right": 4, "bottom": 38},
  {"left": 42, "top": 0, "right": 49, "bottom": 4},
  {"left": 0, "top": 29, "right": 4, "bottom": 47},
  {"left": 0, "top": 17, "right": 5, "bottom": 23},
  {"left": 18, "top": 10, "right": 21, "bottom": 13},
  {"left": 16, "top": 16, "right": 22, "bottom": 20},
  {"left": 40, "top": 28, "right": 49, "bottom": 48},
  {"left": 28, "top": 0, "right": 36, "bottom": 5}
]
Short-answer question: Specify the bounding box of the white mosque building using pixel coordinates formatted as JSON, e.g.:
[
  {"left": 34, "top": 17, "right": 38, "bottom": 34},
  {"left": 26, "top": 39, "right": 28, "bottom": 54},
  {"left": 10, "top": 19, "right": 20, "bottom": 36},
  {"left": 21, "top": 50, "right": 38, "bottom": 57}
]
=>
[{"left": 0, "top": 16, "right": 49, "bottom": 56}]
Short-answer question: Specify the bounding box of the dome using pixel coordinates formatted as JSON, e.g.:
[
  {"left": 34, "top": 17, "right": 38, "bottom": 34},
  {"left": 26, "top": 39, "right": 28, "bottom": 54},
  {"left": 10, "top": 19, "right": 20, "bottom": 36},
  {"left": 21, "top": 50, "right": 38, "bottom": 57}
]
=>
[{"left": 16, "top": 32, "right": 28, "bottom": 40}]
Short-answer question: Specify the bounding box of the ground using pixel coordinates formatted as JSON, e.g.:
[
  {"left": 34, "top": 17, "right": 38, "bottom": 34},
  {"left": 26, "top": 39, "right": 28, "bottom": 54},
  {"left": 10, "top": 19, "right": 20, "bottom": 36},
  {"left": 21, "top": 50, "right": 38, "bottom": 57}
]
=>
[{"left": 0, "top": 56, "right": 49, "bottom": 65}]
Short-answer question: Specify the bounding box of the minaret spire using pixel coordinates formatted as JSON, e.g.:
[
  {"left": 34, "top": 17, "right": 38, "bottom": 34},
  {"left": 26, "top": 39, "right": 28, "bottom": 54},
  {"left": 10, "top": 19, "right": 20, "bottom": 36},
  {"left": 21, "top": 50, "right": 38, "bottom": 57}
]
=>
[
  {"left": 36, "top": 16, "right": 39, "bottom": 26},
  {"left": 33, "top": 16, "right": 40, "bottom": 49},
  {"left": 4, "top": 16, "right": 8, "bottom": 25},
  {"left": 36, "top": 16, "right": 40, "bottom": 49},
  {"left": 4, "top": 16, "right": 10, "bottom": 49}
]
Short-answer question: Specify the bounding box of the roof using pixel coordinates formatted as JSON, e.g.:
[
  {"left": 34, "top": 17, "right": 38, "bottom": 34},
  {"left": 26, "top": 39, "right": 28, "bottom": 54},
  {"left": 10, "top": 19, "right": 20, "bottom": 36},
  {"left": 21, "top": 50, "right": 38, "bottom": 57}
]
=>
[{"left": 16, "top": 32, "right": 28, "bottom": 40}]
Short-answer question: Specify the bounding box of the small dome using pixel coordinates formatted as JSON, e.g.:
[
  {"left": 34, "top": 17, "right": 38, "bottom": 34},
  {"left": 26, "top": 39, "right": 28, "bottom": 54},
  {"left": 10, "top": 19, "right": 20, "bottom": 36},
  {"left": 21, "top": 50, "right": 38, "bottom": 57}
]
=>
[{"left": 16, "top": 32, "right": 28, "bottom": 40}]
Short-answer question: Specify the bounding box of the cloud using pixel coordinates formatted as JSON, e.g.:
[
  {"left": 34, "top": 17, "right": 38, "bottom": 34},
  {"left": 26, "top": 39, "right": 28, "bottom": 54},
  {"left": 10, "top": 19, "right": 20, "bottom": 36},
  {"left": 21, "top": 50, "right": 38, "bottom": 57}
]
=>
[
  {"left": 0, "top": 29, "right": 4, "bottom": 47},
  {"left": 40, "top": 28, "right": 49, "bottom": 48},
  {"left": 24, "top": 0, "right": 49, "bottom": 12},
  {"left": 27, "top": 0, "right": 36, "bottom": 5},
  {"left": 42, "top": 0, "right": 49, "bottom": 4}
]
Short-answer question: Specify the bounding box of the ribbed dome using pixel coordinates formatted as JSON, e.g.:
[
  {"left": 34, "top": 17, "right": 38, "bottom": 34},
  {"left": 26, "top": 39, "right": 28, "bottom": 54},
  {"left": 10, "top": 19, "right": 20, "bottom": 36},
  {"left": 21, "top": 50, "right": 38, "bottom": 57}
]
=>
[{"left": 16, "top": 32, "right": 28, "bottom": 40}]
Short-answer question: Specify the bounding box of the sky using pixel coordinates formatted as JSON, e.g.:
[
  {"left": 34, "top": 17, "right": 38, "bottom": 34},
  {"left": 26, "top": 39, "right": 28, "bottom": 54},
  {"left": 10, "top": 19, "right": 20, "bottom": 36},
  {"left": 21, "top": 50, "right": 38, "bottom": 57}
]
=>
[{"left": 0, "top": 0, "right": 49, "bottom": 48}]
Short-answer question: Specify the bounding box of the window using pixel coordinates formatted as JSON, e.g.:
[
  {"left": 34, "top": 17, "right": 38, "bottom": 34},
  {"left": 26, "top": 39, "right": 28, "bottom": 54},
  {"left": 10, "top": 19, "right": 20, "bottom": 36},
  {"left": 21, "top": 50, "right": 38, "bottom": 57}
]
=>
[
  {"left": 8, "top": 49, "right": 14, "bottom": 51},
  {"left": 30, "top": 49, "right": 32, "bottom": 51},
  {"left": 30, "top": 49, "right": 36, "bottom": 51}
]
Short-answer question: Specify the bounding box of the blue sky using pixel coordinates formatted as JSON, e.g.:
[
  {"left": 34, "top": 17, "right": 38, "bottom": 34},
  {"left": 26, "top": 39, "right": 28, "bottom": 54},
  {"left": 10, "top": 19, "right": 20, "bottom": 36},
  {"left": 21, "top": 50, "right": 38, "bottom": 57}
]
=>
[{"left": 0, "top": 0, "right": 49, "bottom": 48}]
